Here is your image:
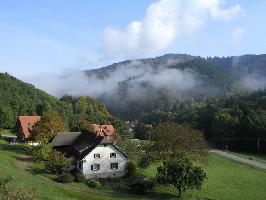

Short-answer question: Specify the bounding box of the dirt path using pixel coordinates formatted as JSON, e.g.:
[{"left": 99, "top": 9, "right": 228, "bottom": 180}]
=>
[
  {"left": 16, "top": 154, "right": 31, "bottom": 170},
  {"left": 210, "top": 150, "right": 266, "bottom": 170}
]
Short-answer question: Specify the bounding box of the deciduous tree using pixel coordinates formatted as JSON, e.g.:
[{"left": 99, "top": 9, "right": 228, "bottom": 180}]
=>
[
  {"left": 31, "top": 110, "right": 67, "bottom": 141},
  {"left": 157, "top": 158, "right": 206, "bottom": 197}
]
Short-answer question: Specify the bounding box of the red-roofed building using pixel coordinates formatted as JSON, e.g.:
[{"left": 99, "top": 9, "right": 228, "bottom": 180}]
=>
[
  {"left": 17, "top": 116, "right": 41, "bottom": 140},
  {"left": 91, "top": 124, "right": 117, "bottom": 139}
]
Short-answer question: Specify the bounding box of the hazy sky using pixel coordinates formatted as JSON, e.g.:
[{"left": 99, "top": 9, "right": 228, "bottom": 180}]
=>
[{"left": 0, "top": 0, "right": 265, "bottom": 78}]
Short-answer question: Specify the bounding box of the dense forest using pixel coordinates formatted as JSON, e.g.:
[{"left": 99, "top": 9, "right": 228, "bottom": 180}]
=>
[{"left": 135, "top": 90, "right": 266, "bottom": 152}]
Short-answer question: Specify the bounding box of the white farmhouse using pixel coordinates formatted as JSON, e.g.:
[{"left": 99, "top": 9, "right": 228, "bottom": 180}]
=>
[{"left": 51, "top": 132, "right": 128, "bottom": 178}]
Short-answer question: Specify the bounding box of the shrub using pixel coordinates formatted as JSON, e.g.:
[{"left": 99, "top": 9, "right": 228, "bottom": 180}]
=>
[
  {"left": 126, "top": 160, "right": 137, "bottom": 178},
  {"left": 32, "top": 141, "right": 53, "bottom": 161},
  {"left": 73, "top": 171, "right": 86, "bottom": 183},
  {"left": 45, "top": 150, "right": 71, "bottom": 174},
  {"left": 87, "top": 179, "right": 101, "bottom": 188},
  {"left": 129, "top": 177, "right": 155, "bottom": 194},
  {"left": 138, "top": 153, "right": 153, "bottom": 168},
  {"left": 57, "top": 173, "right": 75, "bottom": 183}
]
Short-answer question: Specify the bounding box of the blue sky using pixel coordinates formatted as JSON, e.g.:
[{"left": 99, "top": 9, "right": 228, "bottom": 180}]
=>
[{"left": 0, "top": 0, "right": 265, "bottom": 78}]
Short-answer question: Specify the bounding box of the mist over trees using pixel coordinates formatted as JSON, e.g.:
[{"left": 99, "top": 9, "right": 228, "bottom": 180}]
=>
[{"left": 30, "top": 54, "right": 266, "bottom": 121}]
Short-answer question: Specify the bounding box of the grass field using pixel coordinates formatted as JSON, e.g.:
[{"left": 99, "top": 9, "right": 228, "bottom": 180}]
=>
[
  {"left": 0, "top": 129, "right": 16, "bottom": 136},
  {"left": 1, "top": 140, "right": 266, "bottom": 200},
  {"left": 143, "top": 154, "right": 266, "bottom": 200},
  {"left": 0, "top": 140, "right": 144, "bottom": 200}
]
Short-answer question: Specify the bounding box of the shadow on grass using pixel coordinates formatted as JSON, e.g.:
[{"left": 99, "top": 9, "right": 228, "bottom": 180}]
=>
[
  {"left": 0, "top": 143, "right": 29, "bottom": 155},
  {"left": 97, "top": 178, "right": 177, "bottom": 199}
]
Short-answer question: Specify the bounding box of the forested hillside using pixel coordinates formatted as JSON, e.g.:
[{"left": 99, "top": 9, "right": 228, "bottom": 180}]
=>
[
  {"left": 0, "top": 73, "right": 113, "bottom": 131},
  {"left": 136, "top": 90, "right": 266, "bottom": 152},
  {"left": 209, "top": 54, "right": 266, "bottom": 75},
  {"left": 84, "top": 55, "right": 236, "bottom": 120}
]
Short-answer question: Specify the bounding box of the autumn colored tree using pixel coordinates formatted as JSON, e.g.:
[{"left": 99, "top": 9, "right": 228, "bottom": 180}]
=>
[
  {"left": 31, "top": 110, "right": 67, "bottom": 141},
  {"left": 72, "top": 117, "right": 94, "bottom": 132}
]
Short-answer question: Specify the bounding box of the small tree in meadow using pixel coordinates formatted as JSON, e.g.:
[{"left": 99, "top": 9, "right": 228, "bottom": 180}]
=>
[{"left": 156, "top": 158, "right": 206, "bottom": 197}]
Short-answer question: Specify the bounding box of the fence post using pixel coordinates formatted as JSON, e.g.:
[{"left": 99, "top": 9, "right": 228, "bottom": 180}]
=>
[{"left": 257, "top": 138, "right": 260, "bottom": 154}]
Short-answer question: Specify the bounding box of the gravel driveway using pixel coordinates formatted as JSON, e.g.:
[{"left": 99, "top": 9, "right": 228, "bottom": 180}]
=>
[{"left": 210, "top": 150, "right": 266, "bottom": 170}]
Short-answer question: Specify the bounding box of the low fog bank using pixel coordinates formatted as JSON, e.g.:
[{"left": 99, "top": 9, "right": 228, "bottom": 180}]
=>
[
  {"left": 29, "top": 61, "right": 199, "bottom": 99},
  {"left": 240, "top": 73, "right": 266, "bottom": 91},
  {"left": 27, "top": 59, "right": 266, "bottom": 103}
]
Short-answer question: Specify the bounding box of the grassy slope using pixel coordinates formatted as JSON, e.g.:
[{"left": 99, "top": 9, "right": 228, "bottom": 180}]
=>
[
  {"left": 144, "top": 154, "right": 266, "bottom": 200},
  {"left": 0, "top": 140, "right": 143, "bottom": 200},
  {"left": 1, "top": 140, "right": 266, "bottom": 200},
  {"left": 0, "top": 129, "right": 16, "bottom": 136}
]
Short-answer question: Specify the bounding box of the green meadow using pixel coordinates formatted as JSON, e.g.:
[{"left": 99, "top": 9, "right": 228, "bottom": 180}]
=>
[{"left": 1, "top": 140, "right": 266, "bottom": 200}]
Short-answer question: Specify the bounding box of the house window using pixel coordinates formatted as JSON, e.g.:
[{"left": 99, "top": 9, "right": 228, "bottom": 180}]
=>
[
  {"left": 94, "top": 153, "right": 100, "bottom": 159},
  {"left": 110, "top": 152, "right": 116, "bottom": 158},
  {"left": 91, "top": 164, "right": 100, "bottom": 171},
  {"left": 111, "top": 163, "right": 118, "bottom": 170}
]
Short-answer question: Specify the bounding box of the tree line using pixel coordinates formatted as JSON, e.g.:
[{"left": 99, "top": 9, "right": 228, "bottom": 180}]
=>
[{"left": 135, "top": 90, "right": 266, "bottom": 153}]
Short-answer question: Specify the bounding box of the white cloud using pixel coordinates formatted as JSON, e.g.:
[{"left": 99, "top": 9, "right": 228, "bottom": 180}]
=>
[{"left": 103, "top": 0, "right": 244, "bottom": 57}]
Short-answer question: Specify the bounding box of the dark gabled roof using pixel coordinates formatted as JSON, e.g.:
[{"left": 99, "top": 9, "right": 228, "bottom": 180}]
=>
[
  {"left": 50, "top": 131, "right": 128, "bottom": 160},
  {"left": 72, "top": 132, "right": 105, "bottom": 160},
  {"left": 51, "top": 132, "right": 82, "bottom": 147},
  {"left": 113, "top": 144, "right": 128, "bottom": 158}
]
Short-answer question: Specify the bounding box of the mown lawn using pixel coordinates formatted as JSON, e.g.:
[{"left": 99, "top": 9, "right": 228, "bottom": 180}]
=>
[{"left": 143, "top": 154, "right": 266, "bottom": 200}]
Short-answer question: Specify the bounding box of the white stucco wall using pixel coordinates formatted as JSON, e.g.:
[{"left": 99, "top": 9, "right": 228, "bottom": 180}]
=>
[{"left": 79, "top": 144, "right": 127, "bottom": 179}]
